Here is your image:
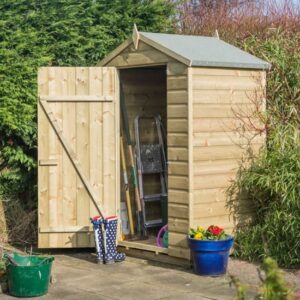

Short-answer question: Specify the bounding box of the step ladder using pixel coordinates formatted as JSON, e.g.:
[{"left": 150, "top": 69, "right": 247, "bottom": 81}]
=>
[{"left": 134, "top": 115, "right": 168, "bottom": 236}]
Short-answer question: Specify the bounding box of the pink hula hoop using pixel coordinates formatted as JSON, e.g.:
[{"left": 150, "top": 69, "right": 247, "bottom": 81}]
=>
[{"left": 156, "top": 225, "right": 168, "bottom": 247}]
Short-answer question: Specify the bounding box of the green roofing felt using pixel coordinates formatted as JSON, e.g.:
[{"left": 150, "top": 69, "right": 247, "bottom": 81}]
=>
[{"left": 140, "top": 32, "right": 271, "bottom": 70}]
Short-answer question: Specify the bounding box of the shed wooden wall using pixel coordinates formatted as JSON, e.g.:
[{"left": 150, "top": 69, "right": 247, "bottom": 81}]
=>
[
  {"left": 105, "top": 41, "right": 174, "bottom": 68},
  {"left": 104, "top": 41, "right": 191, "bottom": 260},
  {"left": 167, "top": 62, "right": 190, "bottom": 260},
  {"left": 190, "top": 68, "right": 266, "bottom": 231},
  {"left": 119, "top": 67, "right": 166, "bottom": 145}
]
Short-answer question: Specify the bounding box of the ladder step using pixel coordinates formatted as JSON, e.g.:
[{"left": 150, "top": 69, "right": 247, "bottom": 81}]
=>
[
  {"left": 145, "top": 219, "right": 164, "bottom": 228},
  {"left": 144, "top": 194, "right": 167, "bottom": 201}
]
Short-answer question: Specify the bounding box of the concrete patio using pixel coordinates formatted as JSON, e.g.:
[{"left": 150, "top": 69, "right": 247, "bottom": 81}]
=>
[{"left": 1, "top": 251, "right": 299, "bottom": 300}]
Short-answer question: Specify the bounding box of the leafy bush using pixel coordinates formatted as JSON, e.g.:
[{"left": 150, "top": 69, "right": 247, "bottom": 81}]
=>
[
  {"left": 230, "top": 125, "right": 300, "bottom": 267},
  {"left": 227, "top": 32, "right": 300, "bottom": 267},
  {"left": 0, "top": 0, "right": 175, "bottom": 212},
  {"left": 232, "top": 257, "right": 293, "bottom": 300}
]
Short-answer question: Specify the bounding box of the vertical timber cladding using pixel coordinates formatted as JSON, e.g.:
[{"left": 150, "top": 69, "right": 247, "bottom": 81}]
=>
[
  {"left": 191, "top": 68, "right": 266, "bottom": 232},
  {"left": 38, "top": 67, "right": 118, "bottom": 248}
]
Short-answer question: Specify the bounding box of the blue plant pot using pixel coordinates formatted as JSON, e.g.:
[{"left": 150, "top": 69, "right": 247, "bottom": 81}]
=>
[{"left": 188, "top": 236, "right": 234, "bottom": 276}]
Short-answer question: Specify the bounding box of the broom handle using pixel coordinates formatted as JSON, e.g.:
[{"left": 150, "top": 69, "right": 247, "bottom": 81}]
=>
[
  {"left": 127, "top": 145, "right": 141, "bottom": 212},
  {"left": 120, "top": 136, "right": 135, "bottom": 235}
]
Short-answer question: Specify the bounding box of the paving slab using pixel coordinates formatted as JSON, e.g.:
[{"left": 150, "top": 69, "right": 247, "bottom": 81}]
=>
[{"left": 1, "top": 251, "right": 298, "bottom": 299}]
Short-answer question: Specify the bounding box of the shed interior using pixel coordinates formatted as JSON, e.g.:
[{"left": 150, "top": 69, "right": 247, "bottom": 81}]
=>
[{"left": 118, "top": 66, "right": 168, "bottom": 253}]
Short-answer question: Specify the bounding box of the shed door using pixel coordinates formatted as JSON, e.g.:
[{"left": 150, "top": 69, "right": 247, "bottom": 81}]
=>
[{"left": 38, "top": 67, "right": 119, "bottom": 248}]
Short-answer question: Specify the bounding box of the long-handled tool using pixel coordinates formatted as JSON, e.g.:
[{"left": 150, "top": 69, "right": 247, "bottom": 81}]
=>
[
  {"left": 120, "top": 135, "right": 135, "bottom": 236},
  {"left": 120, "top": 85, "right": 145, "bottom": 237}
]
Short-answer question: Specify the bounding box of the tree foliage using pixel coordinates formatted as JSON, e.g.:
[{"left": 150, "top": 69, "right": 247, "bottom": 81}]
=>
[{"left": 0, "top": 0, "right": 175, "bottom": 209}]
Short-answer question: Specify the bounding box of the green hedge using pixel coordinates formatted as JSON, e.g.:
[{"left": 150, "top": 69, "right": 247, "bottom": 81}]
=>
[{"left": 0, "top": 0, "right": 175, "bottom": 207}]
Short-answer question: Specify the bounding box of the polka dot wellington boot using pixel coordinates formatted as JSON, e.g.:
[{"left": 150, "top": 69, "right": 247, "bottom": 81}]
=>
[
  {"left": 91, "top": 216, "right": 105, "bottom": 264},
  {"left": 103, "top": 216, "right": 126, "bottom": 264}
]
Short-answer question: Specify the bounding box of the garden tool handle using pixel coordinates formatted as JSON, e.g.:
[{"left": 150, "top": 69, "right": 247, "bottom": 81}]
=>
[
  {"left": 4, "top": 253, "right": 18, "bottom": 266},
  {"left": 37, "top": 256, "right": 54, "bottom": 266}
]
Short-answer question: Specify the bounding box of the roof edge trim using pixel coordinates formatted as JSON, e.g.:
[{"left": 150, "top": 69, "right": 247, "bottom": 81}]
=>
[
  {"left": 191, "top": 59, "right": 271, "bottom": 70},
  {"left": 139, "top": 33, "right": 191, "bottom": 66}
]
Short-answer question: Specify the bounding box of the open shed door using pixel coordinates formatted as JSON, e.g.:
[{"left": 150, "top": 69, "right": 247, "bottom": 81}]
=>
[{"left": 38, "top": 67, "right": 119, "bottom": 248}]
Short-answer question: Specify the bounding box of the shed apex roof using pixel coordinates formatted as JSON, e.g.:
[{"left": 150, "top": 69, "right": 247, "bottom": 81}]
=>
[
  {"left": 99, "top": 30, "right": 271, "bottom": 70},
  {"left": 140, "top": 32, "right": 270, "bottom": 70}
]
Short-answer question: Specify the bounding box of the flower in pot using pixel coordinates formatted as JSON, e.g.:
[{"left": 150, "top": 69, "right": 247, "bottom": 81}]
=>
[{"left": 188, "top": 225, "right": 234, "bottom": 276}]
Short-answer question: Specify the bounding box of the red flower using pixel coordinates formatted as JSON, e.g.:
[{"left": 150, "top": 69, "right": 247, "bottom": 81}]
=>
[{"left": 208, "top": 225, "right": 224, "bottom": 236}]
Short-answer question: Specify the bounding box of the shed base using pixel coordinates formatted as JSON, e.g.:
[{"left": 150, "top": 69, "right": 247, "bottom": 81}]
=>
[
  {"left": 118, "top": 246, "right": 191, "bottom": 268},
  {"left": 118, "top": 237, "right": 167, "bottom": 255}
]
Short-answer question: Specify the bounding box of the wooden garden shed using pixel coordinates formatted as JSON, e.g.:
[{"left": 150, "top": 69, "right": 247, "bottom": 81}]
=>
[{"left": 38, "top": 28, "right": 270, "bottom": 264}]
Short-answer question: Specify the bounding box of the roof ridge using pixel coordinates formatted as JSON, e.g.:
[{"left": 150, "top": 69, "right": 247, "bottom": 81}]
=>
[{"left": 140, "top": 31, "right": 218, "bottom": 39}]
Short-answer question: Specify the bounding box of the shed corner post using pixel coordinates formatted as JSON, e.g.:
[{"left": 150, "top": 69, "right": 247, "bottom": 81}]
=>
[{"left": 187, "top": 67, "right": 194, "bottom": 261}]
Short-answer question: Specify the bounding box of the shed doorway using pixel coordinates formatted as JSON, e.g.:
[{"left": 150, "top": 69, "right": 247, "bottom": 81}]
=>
[{"left": 118, "top": 66, "right": 168, "bottom": 254}]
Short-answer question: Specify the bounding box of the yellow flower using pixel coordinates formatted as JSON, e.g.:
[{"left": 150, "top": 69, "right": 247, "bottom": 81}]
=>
[
  {"left": 194, "top": 232, "right": 203, "bottom": 240},
  {"left": 197, "top": 226, "right": 205, "bottom": 233}
]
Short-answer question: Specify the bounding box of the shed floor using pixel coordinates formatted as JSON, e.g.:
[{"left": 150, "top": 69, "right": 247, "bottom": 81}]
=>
[
  {"left": 2, "top": 251, "right": 299, "bottom": 300},
  {"left": 119, "top": 236, "right": 168, "bottom": 255}
]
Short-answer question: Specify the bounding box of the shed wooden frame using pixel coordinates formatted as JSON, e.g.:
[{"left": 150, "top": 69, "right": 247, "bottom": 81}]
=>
[{"left": 38, "top": 29, "right": 269, "bottom": 263}]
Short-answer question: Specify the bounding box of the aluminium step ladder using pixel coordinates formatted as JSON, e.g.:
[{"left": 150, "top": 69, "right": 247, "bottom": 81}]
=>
[{"left": 134, "top": 115, "right": 168, "bottom": 236}]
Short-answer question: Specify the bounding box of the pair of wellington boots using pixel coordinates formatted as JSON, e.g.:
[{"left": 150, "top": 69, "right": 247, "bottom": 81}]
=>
[{"left": 91, "top": 216, "right": 126, "bottom": 264}]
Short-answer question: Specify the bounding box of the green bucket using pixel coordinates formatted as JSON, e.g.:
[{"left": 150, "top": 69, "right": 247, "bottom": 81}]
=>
[{"left": 5, "top": 253, "right": 54, "bottom": 297}]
